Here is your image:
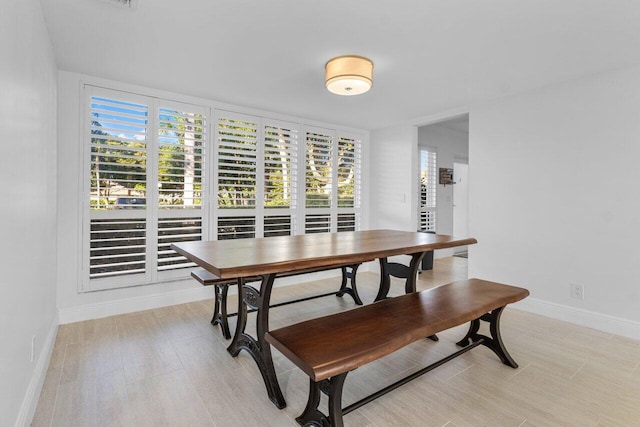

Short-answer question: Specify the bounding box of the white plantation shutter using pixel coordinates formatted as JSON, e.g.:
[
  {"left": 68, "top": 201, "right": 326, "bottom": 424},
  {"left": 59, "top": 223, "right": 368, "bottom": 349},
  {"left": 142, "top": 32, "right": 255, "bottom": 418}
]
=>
[
  {"left": 336, "top": 134, "right": 361, "bottom": 232},
  {"left": 89, "top": 96, "right": 148, "bottom": 209},
  {"left": 89, "top": 96, "right": 149, "bottom": 209},
  {"left": 336, "top": 136, "right": 359, "bottom": 208},
  {"left": 214, "top": 115, "right": 303, "bottom": 239},
  {"left": 157, "top": 215, "right": 202, "bottom": 270},
  {"left": 157, "top": 107, "right": 205, "bottom": 208},
  {"left": 264, "top": 123, "right": 297, "bottom": 208},
  {"left": 419, "top": 149, "right": 437, "bottom": 232},
  {"left": 264, "top": 215, "right": 292, "bottom": 237},
  {"left": 89, "top": 218, "right": 147, "bottom": 279},
  {"left": 337, "top": 213, "right": 356, "bottom": 232},
  {"left": 305, "top": 213, "right": 331, "bottom": 234},
  {"left": 215, "top": 112, "right": 258, "bottom": 239},
  {"left": 217, "top": 216, "right": 256, "bottom": 240},
  {"left": 157, "top": 105, "right": 206, "bottom": 272},
  {"left": 84, "top": 86, "right": 209, "bottom": 291},
  {"left": 305, "top": 129, "right": 332, "bottom": 233},
  {"left": 263, "top": 121, "right": 298, "bottom": 236},
  {"left": 305, "top": 130, "right": 333, "bottom": 209},
  {"left": 88, "top": 94, "right": 149, "bottom": 281},
  {"left": 217, "top": 115, "right": 258, "bottom": 209}
]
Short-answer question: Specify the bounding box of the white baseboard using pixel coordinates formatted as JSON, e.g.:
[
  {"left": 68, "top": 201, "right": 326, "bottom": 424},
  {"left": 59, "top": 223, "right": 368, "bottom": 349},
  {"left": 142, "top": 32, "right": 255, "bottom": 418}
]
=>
[
  {"left": 58, "top": 286, "right": 215, "bottom": 324},
  {"left": 57, "top": 269, "right": 355, "bottom": 324},
  {"left": 59, "top": 271, "right": 640, "bottom": 339},
  {"left": 15, "top": 318, "right": 59, "bottom": 427},
  {"left": 514, "top": 297, "right": 640, "bottom": 340}
]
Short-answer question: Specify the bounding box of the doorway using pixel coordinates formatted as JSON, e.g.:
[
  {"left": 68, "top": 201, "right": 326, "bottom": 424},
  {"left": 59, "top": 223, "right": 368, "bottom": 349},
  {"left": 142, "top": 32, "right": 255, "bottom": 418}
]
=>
[{"left": 417, "top": 114, "right": 469, "bottom": 258}]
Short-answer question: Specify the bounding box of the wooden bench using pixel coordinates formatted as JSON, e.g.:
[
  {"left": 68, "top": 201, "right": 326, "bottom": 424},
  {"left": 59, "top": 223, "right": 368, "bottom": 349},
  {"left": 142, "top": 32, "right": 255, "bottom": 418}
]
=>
[
  {"left": 265, "top": 278, "right": 529, "bottom": 426},
  {"left": 192, "top": 264, "right": 362, "bottom": 339}
]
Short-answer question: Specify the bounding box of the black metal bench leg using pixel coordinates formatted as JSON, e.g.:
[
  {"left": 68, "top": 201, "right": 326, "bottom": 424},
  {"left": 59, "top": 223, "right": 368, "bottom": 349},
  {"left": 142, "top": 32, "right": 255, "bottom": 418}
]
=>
[
  {"left": 327, "top": 373, "right": 348, "bottom": 427},
  {"left": 336, "top": 265, "right": 363, "bottom": 305},
  {"left": 211, "top": 284, "right": 232, "bottom": 339},
  {"left": 296, "top": 373, "right": 348, "bottom": 427},
  {"left": 456, "top": 318, "right": 480, "bottom": 347},
  {"left": 456, "top": 306, "right": 518, "bottom": 368},
  {"left": 296, "top": 379, "right": 327, "bottom": 426},
  {"left": 211, "top": 284, "right": 221, "bottom": 325},
  {"left": 485, "top": 306, "right": 518, "bottom": 368}
]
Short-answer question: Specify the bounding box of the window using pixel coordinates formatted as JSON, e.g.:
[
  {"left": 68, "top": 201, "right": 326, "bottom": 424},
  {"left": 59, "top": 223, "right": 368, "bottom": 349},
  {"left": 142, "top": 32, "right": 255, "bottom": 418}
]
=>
[
  {"left": 215, "top": 112, "right": 299, "bottom": 239},
  {"left": 85, "top": 86, "right": 208, "bottom": 291},
  {"left": 215, "top": 121, "right": 361, "bottom": 237},
  {"left": 83, "top": 88, "right": 362, "bottom": 291},
  {"left": 303, "top": 129, "right": 361, "bottom": 233},
  {"left": 418, "top": 149, "right": 436, "bottom": 232}
]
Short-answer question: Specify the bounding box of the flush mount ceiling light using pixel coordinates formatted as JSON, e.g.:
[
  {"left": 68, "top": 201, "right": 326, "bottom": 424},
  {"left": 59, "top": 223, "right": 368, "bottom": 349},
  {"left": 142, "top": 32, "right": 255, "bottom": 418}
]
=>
[{"left": 325, "top": 55, "right": 373, "bottom": 96}]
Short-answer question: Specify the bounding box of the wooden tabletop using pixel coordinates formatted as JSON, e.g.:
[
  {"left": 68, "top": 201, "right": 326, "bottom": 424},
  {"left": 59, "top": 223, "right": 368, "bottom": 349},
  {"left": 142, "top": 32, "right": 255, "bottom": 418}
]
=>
[{"left": 171, "top": 229, "right": 477, "bottom": 279}]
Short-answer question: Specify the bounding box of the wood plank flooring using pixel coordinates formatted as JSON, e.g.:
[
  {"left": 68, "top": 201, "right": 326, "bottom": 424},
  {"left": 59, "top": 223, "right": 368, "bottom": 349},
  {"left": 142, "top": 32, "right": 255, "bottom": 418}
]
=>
[{"left": 32, "top": 258, "right": 640, "bottom": 426}]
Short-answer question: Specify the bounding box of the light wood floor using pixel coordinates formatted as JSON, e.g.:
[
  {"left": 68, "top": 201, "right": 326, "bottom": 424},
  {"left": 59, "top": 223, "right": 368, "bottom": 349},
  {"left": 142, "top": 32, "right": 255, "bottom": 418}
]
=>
[{"left": 33, "top": 258, "right": 640, "bottom": 426}]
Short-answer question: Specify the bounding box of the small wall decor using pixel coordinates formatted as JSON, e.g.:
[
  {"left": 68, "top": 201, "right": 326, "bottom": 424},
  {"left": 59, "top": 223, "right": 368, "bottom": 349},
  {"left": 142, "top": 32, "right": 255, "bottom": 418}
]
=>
[{"left": 439, "top": 167, "right": 454, "bottom": 186}]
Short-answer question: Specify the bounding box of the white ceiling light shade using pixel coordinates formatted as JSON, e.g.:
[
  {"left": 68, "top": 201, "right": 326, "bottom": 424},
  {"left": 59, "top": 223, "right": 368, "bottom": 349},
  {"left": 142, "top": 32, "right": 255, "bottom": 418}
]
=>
[{"left": 325, "top": 56, "right": 374, "bottom": 96}]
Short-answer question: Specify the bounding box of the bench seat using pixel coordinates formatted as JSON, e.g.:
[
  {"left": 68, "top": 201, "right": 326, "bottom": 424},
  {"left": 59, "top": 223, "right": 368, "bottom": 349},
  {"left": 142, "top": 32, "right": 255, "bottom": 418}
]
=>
[
  {"left": 191, "top": 269, "right": 259, "bottom": 286},
  {"left": 266, "top": 278, "right": 529, "bottom": 426}
]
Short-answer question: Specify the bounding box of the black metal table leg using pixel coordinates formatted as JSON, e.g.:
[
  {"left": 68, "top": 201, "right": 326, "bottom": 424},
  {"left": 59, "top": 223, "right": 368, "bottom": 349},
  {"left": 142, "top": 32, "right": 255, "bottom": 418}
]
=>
[
  {"left": 405, "top": 252, "right": 426, "bottom": 294},
  {"left": 374, "top": 257, "right": 391, "bottom": 301},
  {"left": 375, "top": 252, "right": 426, "bottom": 300},
  {"left": 336, "top": 265, "right": 363, "bottom": 305},
  {"left": 227, "top": 275, "right": 287, "bottom": 409},
  {"left": 375, "top": 253, "right": 437, "bottom": 340}
]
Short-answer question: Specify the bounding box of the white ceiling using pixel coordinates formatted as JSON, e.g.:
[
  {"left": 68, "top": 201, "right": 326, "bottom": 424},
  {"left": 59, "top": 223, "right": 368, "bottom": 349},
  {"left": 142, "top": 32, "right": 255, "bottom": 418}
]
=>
[{"left": 40, "top": 0, "right": 640, "bottom": 130}]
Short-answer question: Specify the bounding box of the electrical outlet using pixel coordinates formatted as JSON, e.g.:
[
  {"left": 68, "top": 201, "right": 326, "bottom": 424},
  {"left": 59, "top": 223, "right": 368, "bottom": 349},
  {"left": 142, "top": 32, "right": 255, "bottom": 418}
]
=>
[
  {"left": 30, "top": 335, "right": 36, "bottom": 363},
  {"left": 570, "top": 283, "right": 584, "bottom": 300}
]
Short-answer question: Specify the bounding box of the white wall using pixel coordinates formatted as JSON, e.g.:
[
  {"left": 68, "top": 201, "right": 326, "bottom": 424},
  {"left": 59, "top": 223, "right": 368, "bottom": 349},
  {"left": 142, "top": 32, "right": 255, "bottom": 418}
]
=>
[
  {"left": 370, "top": 125, "right": 419, "bottom": 230},
  {"left": 469, "top": 64, "right": 640, "bottom": 337},
  {"left": 0, "top": 1, "right": 58, "bottom": 425},
  {"left": 418, "top": 124, "right": 469, "bottom": 257},
  {"left": 367, "top": 125, "right": 419, "bottom": 269}
]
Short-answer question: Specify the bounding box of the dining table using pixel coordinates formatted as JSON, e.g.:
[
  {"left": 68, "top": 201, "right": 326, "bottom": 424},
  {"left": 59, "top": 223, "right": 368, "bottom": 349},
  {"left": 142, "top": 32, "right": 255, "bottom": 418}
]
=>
[{"left": 171, "top": 229, "right": 477, "bottom": 409}]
